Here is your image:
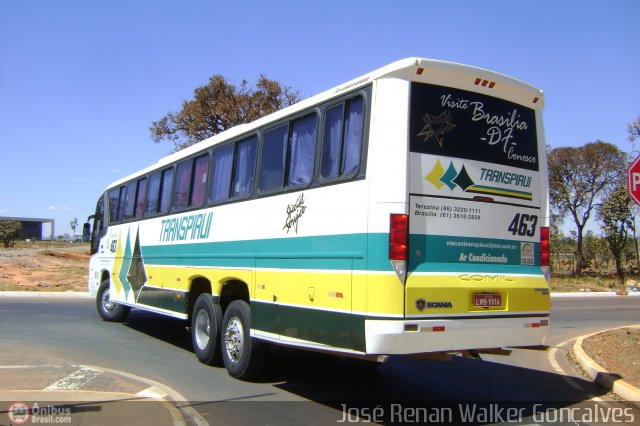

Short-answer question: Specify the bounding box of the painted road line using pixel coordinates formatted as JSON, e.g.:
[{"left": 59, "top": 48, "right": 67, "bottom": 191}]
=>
[
  {"left": 136, "top": 386, "right": 169, "bottom": 399},
  {"left": 547, "top": 338, "right": 585, "bottom": 391},
  {"left": 44, "top": 366, "right": 102, "bottom": 391}
]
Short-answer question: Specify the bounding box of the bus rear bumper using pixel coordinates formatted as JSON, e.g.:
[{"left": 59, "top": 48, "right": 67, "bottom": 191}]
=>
[{"left": 364, "top": 315, "right": 549, "bottom": 355}]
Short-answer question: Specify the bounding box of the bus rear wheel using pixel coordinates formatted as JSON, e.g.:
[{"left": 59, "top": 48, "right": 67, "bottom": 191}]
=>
[
  {"left": 221, "top": 300, "right": 265, "bottom": 379},
  {"left": 96, "top": 279, "right": 130, "bottom": 322},
  {"left": 191, "top": 294, "right": 222, "bottom": 365}
]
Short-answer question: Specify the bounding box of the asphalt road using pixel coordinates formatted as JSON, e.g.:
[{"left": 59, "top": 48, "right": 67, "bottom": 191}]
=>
[{"left": 1, "top": 295, "right": 639, "bottom": 424}]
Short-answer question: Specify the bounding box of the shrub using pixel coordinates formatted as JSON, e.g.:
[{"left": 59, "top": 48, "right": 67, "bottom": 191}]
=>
[{"left": 0, "top": 220, "right": 22, "bottom": 248}]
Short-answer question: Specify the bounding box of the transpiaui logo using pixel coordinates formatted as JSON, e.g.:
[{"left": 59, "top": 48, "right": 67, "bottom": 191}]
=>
[{"left": 425, "top": 159, "right": 533, "bottom": 201}]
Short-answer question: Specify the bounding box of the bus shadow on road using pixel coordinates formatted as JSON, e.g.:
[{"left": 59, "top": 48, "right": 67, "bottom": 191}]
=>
[
  {"left": 121, "top": 310, "right": 192, "bottom": 352},
  {"left": 261, "top": 348, "right": 618, "bottom": 415},
  {"left": 117, "top": 311, "right": 624, "bottom": 420}
]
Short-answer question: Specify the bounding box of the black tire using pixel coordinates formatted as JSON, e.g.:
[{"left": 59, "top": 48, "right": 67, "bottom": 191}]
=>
[
  {"left": 191, "top": 294, "right": 222, "bottom": 365},
  {"left": 221, "top": 300, "right": 265, "bottom": 379},
  {"left": 96, "top": 279, "right": 130, "bottom": 322}
]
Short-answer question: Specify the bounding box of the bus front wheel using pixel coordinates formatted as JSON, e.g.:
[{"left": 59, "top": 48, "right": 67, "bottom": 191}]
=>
[
  {"left": 96, "top": 279, "right": 130, "bottom": 322},
  {"left": 221, "top": 300, "right": 265, "bottom": 379},
  {"left": 191, "top": 294, "right": 222, "bottom": 365}
]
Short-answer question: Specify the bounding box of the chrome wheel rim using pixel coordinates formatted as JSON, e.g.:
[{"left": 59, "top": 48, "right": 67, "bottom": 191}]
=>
[
  {"left": 194, "top": 309, "right": 210, "bottom": 350},
  {"left": 224, "top": 316, "right": 244, "bottom": 363},
  {"left": 101, "top": 288, "right": 115, "bottom": 313}
]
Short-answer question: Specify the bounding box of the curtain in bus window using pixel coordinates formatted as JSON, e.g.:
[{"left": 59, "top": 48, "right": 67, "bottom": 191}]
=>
[
  {"left": 232, "top": 136, "right": 257, "bottom": 198},
  {"left": 123, "top": 181, "right": 137, "bottom": 220},
  {"left": 159, "top": 168, "right": 174, "bottom": 214},
  {"left": 259, "top": 125, "right": 287, "bottom": 191},
  {"left": 108, "top": 188, "right": 120, "bottom": 225},
  {"left": 287, "top": 114, "right": 317, "bottom": 187},
  {"left": 135, "top": 178, "right": 147, "bottom": 219},
  {"left": 341, "top": 98, "right": 363, "bottom": 175},
  {"left": 173, "top": 160, "right": 192, "bottom": 210},
  {"left": 117, "top": 186, "right": 127, "bottom": 222},
  {"left": 145, "top": 172, "right": 161, "bottom": 216},
  {"left": 321, "top": 104, "right": 344, "bottom": 179},
  {"left": 211, "top": 145, "right": 233, "bottom": 202},
  {"left": 190, "top": 154, "right": 210, "bottom": 206}
]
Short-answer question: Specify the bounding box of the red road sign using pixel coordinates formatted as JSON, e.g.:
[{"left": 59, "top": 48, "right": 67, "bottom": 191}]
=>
[{"left": 628, "top": 155, "right": 640, "bottom": 206}]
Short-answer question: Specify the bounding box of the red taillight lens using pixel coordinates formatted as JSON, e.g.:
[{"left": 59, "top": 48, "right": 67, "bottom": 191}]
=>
[
  {"left": 389, "top": 214, "right": 408, "bottom": 260},
  {"left": 540, "top": 226, "right": 550, "bottom": 266}
]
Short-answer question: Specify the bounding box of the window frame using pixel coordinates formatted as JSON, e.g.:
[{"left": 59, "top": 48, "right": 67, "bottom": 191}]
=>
[
  {"left": 318, "top": 94, "right": 366, "bottom": 184},
  {"left": 99, "top": 86, "right": 370, "bottom": 224}
]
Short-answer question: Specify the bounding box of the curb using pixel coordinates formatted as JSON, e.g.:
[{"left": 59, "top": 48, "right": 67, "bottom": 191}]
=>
[
  {"left": 0, "top": 291, "right": 92, "bottom": 298},
  {"left": 572, "top": 325, "right": 640, "bottom": 408},
  {"left": 551, "top": 292, "right": 618, "bottom": 298},
  {"left": 0, "top": 364, "right": 208, "bottom": 426}
]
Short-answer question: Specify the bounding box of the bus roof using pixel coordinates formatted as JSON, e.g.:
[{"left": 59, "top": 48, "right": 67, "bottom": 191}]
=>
[{"left": 107, "top": 58, "right": 543, "bottom": 190}]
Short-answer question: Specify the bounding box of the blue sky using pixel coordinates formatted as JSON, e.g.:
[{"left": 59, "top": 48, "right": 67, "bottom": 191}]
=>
[{"left": 0, "top": 0, "right": 638, "bottom": 236}]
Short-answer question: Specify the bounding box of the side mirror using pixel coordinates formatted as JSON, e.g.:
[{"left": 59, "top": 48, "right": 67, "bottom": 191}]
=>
[{"left": 83, "top": 223, "right": 91, "bottom": 242}]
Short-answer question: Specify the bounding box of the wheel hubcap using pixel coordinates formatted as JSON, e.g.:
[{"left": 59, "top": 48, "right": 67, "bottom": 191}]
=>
[
  {"left": 194, "top": 309, "right": 210, "bottom": 350},
  {"left": 102, "top": 288, "right": 115, "bottom": 313},
  {"left": 224, "top": 317, "right": 244, "bottom": 363}
]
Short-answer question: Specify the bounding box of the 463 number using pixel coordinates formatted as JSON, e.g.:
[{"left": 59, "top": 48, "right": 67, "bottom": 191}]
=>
[{"left": 508, "top": 213, "right": 538, "bottom": 237}]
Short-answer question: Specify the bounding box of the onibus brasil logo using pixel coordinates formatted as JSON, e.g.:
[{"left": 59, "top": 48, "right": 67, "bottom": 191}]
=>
[{"left": 426, "top": 159, "right": 533, "bottom": 201}]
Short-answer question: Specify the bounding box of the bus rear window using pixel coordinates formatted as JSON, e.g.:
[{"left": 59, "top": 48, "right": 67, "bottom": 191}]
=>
[{"left": 409, "top": 82, "right": 538, "bottom": 171}]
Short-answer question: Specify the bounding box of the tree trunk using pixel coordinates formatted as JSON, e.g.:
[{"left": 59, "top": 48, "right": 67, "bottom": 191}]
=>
[
  {"left": 634, "top": 228, "right": 639, "bottom": 269},
  {"left": 575, "top": 225, "right": 584, "bottom": 275},
  {"left": 614, "top": 256, "right": 625, "bottom": 286}
]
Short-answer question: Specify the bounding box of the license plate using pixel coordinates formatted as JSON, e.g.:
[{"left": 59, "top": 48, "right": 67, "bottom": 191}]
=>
[{"left": 474, "top": 293, "right": 502, "bottom": 307}]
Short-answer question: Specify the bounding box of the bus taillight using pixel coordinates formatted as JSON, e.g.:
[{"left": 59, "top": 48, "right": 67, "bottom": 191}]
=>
[
  {"left": 389, "top": 214, "right": 408, "bottom": 260},
  {"left": 540, "top": 226, "right": 550, "bottom": 266},
  {"left": 389, "top": 214, "right": 408, "bottom": 284}
]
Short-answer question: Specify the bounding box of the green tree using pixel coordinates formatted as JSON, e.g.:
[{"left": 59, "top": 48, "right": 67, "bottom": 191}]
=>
[
  {"left": 151, "top": 75, "right": 300, "bottom": 152},
  {"left": 628, "top": 115, "right": 640, "bottom": 144},
  {"left": 583, "top": 231, "right": 610, "bottom": 272},
  {"left": 598, "top": 185, "right": 634, "bottom": 284},
  {"left": 0, "top": 220, "right": 22, "bottom": 248},
  {"left": 70, "top": 217, "right": 78, "bottom": 237},
  {"left": 548, "top": 141, "right": 627, "bottom": 274}
]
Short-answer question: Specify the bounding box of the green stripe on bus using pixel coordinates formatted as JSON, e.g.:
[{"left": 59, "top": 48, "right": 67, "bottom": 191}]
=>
[
  {"left": 252, "top": 300, "right": 366, "bottom": 352},
  {"left": 137, "top": 287, "right": 188, "bottom": 313},
  {"left": 141, "top": 233, "right": 392, "bottom": 272}
]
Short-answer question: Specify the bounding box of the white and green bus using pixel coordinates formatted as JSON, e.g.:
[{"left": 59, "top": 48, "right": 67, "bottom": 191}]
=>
[{"left": 86, "top": 58, "right": 550, "bottom": 379}]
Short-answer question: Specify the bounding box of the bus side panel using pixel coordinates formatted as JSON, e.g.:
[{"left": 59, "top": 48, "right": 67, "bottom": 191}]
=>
[{"left": 364, "top": 77, "right": 411, "bottom": 322}]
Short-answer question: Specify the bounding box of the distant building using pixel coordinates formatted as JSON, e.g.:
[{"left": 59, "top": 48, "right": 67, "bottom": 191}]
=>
[{"left": 0, "top": 217, "right": 55, "bottom": 240}]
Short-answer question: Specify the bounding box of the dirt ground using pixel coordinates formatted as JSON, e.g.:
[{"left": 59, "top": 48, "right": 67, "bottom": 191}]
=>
[
  {"left": 0, "top": 242, "right": 89, "bottom": 292},
  {"left": 581, "top": 327, "right": 640, "bottom": 390}
]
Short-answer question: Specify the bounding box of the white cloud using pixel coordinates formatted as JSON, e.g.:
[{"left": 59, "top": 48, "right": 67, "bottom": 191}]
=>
[{"left": 48, "top": 205, "right": 71, "bottom": 211}]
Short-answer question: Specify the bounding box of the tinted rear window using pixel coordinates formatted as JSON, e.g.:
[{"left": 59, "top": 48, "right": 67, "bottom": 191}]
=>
[{"left": 410, "top": 82, "right": 538, "bottom": 171}]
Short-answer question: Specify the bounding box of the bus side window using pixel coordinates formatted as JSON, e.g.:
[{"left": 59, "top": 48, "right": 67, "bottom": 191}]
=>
[
  {"left": 287, "top": 114, "right": 317, "bottom": 187},
  {"left": 134, "top": 177, "right": 147, "bottom": 219},
  {"left": 321, "top": 97, "right": 364, "bottom": 179},
  {"left": 159, "top": 168, "right": 174, "bottom": 214},
  {"left": 116, "top": 186, "right": 127, "bottom": 222},
  {"left": 231, "top": 136, "right": 257, "bottom": 198},
  {"left": 145, "top": 172, "right": 161, "bottom": 216},
  {"left": 342, "top": 97, "right": 364, "bottom": 175},
  {"left": 107, "top": 188, "right": 121, "bottom": 225},
  {"left": 191, "top": 154, "right": 210, "bottom": 206},
  {"left": 123, "top": 181, "right": 137, "bottom": 220},
  {"left": 210, "top": 145, "right": 233, "bottom": 203},
  {"left": 173, "top": 160, "right": 193, "bottom": 210},
  {"left": 259, "top": 124, "right": 287, "bottom": 192}
]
